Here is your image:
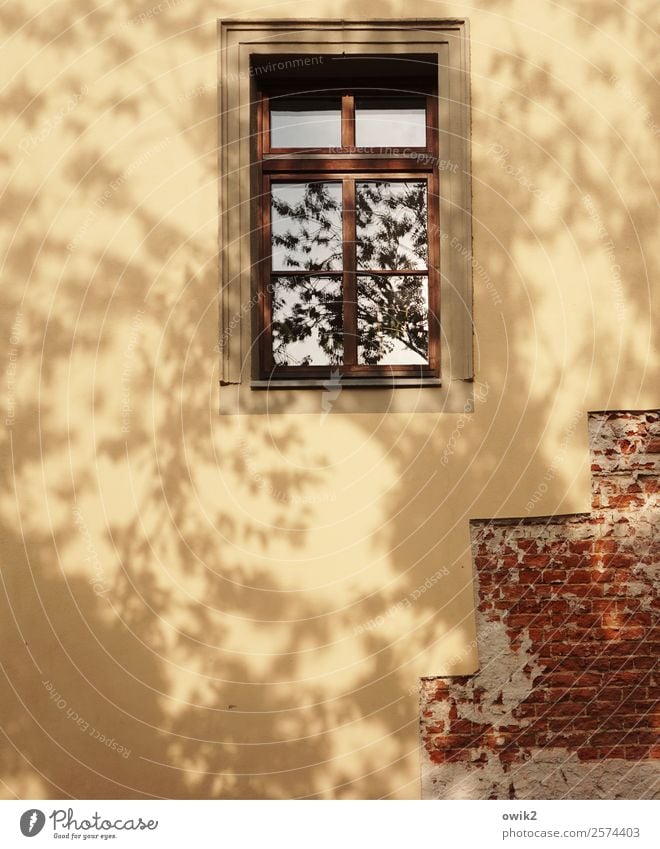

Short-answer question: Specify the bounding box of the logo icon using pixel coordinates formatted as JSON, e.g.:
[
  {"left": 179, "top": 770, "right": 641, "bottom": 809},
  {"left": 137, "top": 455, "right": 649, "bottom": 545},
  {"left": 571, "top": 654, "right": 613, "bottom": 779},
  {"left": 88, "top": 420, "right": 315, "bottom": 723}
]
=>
[
  {"left": 320, "top": 369, "right": 343, "bottom": 423},
  {"left": 20, "top": 810, "right": 45, "bottom": 837}
]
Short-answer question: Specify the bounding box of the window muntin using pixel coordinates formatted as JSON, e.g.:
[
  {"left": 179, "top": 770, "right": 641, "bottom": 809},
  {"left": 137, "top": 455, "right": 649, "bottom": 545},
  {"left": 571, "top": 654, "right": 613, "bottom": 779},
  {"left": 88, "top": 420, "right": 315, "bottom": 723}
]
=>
[{"left": 257, "top": 73, "right": 439, "bottom": 380}]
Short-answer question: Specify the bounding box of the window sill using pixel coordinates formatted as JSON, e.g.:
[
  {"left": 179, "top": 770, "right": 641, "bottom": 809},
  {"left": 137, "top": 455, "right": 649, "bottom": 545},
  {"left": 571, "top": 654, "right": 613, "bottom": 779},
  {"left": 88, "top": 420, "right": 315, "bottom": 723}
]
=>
[
  {"left": 219, "top": 377, "right": 473, "bottom": 415},
  {"left": 250, "top": 377, "right": 443, "bottom": 390}
]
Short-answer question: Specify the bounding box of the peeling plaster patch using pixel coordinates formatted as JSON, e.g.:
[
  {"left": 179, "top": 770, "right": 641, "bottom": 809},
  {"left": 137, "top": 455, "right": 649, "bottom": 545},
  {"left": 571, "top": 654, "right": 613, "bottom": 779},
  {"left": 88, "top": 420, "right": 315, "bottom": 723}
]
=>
[
  {"left": 452, "top": 616, "right": 542, "bottom": 727},
  {"left": 423, "top": 750, "right": 660, "bottom": 800},
  {"left": 420, "top": 410, "right": 660, "bottom": 800}
]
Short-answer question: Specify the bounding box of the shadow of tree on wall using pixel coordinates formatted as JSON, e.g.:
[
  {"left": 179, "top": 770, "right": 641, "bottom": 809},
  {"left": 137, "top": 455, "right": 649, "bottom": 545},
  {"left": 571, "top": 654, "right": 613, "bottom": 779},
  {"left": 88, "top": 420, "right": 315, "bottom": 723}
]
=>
[{"left": 1, "top": 0, "right": 657, "bottom": 799}]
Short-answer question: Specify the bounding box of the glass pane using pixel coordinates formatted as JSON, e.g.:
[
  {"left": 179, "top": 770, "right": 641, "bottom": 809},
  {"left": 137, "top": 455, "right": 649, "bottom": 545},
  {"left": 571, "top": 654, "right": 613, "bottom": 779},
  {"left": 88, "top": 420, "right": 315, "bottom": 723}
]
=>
[
  {"left": 271, "top": 182, "right": 343, "bottom": 272},
  {"left": 356, "top": 181, "right": 428, "bottom": 271},
  {"left": 271, "top": 276, "right": 343, "bottom": 366},
  {"left": 355, "top": 96, "right": 426, "bottom": 147},
  {"left": 270, "top": 97, "right": 342, "bottom": 148},
  {"left": 357, "top": 275, "right": 429, "bottom": 365}
]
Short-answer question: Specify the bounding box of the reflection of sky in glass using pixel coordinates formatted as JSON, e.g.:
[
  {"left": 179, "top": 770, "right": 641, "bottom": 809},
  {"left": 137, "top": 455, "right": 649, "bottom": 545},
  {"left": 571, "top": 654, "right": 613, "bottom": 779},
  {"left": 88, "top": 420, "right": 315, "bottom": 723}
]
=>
[
  {"left": 355, "top": 99, "right": 426, "bottom": 147},
  {"left": 357, "top": 181, "right": 428, "bottom": 270},
  {"left": 357, "top": 275, "right": 429, "bottom": 365},
  {"left": 271, "top": 99, "right": 342, "bottom": 148},
  {"left": 271, "top": 182, "right": 343, "bottom": 271},
  {"left": 272, "top": 276, "right": 343, "bottom": 366}
]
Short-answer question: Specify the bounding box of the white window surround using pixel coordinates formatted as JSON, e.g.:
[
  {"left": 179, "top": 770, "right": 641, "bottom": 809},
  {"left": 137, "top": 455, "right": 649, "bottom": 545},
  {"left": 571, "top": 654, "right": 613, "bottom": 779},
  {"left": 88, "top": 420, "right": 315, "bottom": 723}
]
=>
[{"left": 218, "top": 19, "right": 473, "bottom": 415}]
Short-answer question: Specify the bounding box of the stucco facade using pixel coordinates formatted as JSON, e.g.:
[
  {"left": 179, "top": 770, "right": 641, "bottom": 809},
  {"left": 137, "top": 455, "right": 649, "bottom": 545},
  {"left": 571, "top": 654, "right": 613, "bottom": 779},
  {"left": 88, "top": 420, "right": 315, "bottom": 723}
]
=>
[{"left": 1, "top": 1, "right": 657, "bottom": 799}]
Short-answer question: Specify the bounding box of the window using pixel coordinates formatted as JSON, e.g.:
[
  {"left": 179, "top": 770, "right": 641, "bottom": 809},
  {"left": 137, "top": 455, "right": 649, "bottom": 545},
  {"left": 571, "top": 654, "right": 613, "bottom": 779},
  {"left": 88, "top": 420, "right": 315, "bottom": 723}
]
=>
[
  {"left": 256, "top": 64, "right": 440, "bottom": 381},
  {"left": 218, "top": 20, "right": 472, "bottom": 414}
]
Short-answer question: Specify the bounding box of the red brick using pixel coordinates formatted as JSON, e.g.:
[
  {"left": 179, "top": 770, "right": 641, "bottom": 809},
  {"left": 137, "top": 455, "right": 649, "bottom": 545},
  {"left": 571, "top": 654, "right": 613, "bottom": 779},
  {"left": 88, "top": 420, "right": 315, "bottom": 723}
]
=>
[
  {"left": 450, "top": 719, "right": 485, "bottom": 735},
  {"left": 543, "top": 570, "right": 568, "bottom": 583},
  {"left": 523, "top": 554, "right": 552, "bottom": 567},
  {"left": 603, "top": 670, "right": 648, "bottom": 687},
  {"left": 605, "top": 554, "right": 636, "bottom": 568},
  {"left": 593, "top": 539, "right": 619, "bottom": 554},
  {"left": 518, "top": 569, "right": 542, "bottom": 584},
  {"left": 550, "top": 702, "right": 587, "bottom": 717},
  {"left": 589, "top": 731, "right": 630, "bottom": 746},
  {"left": 563, "top": 555, "right": 589, "bottom": 568},
  {"left": 623, "top": 745, "right": 653, "bottom": 760},
  {"left": 506, "top": 614, "right": 537, "bottom": 628},
  {"left": 575, "top": 747, "right": 600, "bottom": 761},
  {"left": 563, "top": 568, "right": 593, "bottom": 583},
  {"left": 603, "top": 626, "right": 647, "bottom": 640},
  {"left": 569, "top": 541, "right": 593, "bottom": 554},
  {"left": 445, "top": 749, "right": 473, "bottom": 762}
]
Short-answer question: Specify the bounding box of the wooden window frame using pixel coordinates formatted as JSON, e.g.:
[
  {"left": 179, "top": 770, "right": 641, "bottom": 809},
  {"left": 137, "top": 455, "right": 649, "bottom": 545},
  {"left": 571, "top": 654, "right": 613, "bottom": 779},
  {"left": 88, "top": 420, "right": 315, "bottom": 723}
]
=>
[
  {"left": 258, "top": 82, "right": 440, "bottom": 381},
  {"left": 262, "top": 79, "right": 435, "bottom": 156},
  {"left": 218, "top": 20, "right": 473, "bottom": 415}
]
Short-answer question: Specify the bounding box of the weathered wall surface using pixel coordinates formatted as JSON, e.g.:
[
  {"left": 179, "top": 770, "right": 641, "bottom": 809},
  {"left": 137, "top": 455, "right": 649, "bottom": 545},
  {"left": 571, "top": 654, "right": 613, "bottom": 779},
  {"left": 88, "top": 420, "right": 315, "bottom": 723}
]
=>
[
  {"left": 1, "top": 1, "right": 658, "bottom": 798},
  {"left": 421, "top": 411, "right": 659, "bottom": 799}
]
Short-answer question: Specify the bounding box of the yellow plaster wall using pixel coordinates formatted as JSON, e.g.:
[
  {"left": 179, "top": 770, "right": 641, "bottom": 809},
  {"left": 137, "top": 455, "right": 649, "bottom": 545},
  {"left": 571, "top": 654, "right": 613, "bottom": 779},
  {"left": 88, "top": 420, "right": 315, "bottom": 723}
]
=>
[{"left": 1, "top": 0, "right": 657, "bottom": 799}]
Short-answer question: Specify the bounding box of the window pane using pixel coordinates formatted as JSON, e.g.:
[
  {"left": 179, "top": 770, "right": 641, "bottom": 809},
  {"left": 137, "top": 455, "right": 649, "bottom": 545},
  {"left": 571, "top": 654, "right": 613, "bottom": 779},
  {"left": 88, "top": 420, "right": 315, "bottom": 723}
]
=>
[
  {"left": 271, "top": 276, "right": 343, "bottom": 366},
  {"left": 355, "top": 96, "right": 426, "bottom": 147},
  {"left": 270, "top": 97, "right": 342, "bottom": 148},
  {"left": 357, "top": 275, "right": 429, "bottom": 365},
  {"left": 271, "top": 182, "right": 343, "bottom": 271},
  {"left": 356, "top": 181, "right": 428, "bottom": 270}
]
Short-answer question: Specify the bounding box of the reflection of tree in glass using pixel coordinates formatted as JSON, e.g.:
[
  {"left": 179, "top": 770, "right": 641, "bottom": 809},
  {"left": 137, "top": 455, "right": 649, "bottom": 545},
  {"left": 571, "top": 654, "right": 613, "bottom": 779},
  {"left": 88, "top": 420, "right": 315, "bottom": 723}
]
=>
[
  {"left": 270, "top": 180, "right": 429, "bottom": 366},
  {"left": 272, "top": 276, "right": 343, "bottom": 366},
  {"left": 358, "top": 275, "right": 428, "bottom": 364},
  {"left": 271, "top": 182, "right": 343, "bottom": 271},
  {"left": 356, "top": 181, "right": 427, "bottom": 270}
]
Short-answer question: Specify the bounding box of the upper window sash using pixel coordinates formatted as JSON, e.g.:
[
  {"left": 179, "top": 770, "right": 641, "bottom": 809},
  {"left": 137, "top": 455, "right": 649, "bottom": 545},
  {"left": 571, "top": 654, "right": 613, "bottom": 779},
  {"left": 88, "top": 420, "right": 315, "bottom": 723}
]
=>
[{"left": 259, "top": 84, "right": 438, "bottom": 158}]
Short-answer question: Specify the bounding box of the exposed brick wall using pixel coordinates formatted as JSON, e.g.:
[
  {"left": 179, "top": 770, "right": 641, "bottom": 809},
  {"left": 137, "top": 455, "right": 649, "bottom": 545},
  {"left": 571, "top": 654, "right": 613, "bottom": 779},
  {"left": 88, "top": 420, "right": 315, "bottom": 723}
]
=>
[{"left": 420, "top": 410, "right": 659, "bottom": 799}]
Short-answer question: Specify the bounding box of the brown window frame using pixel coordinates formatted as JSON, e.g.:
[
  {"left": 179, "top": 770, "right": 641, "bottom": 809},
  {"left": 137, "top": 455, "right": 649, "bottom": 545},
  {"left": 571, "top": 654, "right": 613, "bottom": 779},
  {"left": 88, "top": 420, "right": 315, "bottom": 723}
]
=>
[{"left": 256, "top": 77, "right": 440, "bottom": 382}]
